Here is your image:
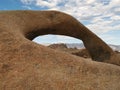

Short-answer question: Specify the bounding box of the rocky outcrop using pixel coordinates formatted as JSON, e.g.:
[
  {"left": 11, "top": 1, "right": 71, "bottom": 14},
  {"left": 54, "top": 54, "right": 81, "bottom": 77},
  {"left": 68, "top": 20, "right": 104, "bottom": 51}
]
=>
[
  {"left": 48, "top": 43, "right": 68, "bottom": 50},
  {"left": 0, "top": 10, "right": 120, "bottom": 90},
  {"left": 48, "top": 44, "right": 91, "bottom": 58}
]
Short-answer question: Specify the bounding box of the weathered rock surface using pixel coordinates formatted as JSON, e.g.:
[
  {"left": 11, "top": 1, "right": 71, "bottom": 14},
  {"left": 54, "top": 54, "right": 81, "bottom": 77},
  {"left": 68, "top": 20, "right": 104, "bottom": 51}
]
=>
[{"left": 0, "top": 10, "right": 120, "bottom": 90}]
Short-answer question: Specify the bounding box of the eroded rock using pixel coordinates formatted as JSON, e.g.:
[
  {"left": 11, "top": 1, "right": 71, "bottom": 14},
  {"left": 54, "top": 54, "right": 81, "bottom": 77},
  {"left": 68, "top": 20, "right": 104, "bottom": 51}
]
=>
[{"left": 0, "top": 10, "right": 120, "bottom": 90}]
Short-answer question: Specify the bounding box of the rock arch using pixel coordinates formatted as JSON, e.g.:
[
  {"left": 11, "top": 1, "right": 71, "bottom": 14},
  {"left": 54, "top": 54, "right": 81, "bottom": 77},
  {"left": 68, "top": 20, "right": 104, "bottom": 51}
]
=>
[{"left": 0, "top": 10, "right": 119, "bottom": 64}]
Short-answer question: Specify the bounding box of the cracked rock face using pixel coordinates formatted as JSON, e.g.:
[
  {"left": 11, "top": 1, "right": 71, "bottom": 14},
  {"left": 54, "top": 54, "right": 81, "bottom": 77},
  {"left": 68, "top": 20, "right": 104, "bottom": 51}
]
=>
[{"left": 0, "top": 10, "right": 120, "bottom": 90}]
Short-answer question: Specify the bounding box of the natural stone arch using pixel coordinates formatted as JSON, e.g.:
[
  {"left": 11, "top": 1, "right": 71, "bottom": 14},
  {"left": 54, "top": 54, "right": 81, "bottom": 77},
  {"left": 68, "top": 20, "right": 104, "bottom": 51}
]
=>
[
  {"left": 15, "top": 10, "right": 114, "bottom": 62},
  {"left": 0, "top": 10, "right": 119, "bottom": 65}
]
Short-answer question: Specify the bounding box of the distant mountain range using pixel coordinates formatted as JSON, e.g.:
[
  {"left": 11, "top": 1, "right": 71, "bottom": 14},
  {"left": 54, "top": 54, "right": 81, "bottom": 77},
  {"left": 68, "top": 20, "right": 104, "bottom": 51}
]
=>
[
  {"left": 66, "top": 43, "right": 85, "bottom": 49},
  {"left": 42, "top": 43, "right": 120, "bottom": 52},
  {"left": 66, "top": 43, "right": 120, "bottom": 52},
  {"left": 109, "top": 44, "right": 120, "bottom": 52}
]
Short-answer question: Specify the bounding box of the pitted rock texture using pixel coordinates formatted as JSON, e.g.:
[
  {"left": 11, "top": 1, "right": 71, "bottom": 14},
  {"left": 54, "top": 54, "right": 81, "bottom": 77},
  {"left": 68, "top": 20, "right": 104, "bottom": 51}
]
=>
[{"left": 0, "top": 10, "right": 120, "bottom": 90}]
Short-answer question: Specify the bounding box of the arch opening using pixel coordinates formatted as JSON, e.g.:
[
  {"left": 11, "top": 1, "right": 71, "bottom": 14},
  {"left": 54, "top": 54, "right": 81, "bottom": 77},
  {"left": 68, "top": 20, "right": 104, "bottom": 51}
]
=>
[{"left": 32, "top": 34, "right": 83, "bottom": 46}]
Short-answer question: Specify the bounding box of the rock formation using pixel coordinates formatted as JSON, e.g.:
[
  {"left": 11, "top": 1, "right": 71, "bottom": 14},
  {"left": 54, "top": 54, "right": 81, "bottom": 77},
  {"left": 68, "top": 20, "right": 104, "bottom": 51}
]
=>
[
  {"left": 0, "top": 10, "right": 120, "bottom": 90},
  {"left": 48, "top": 43, "right": 68, "bottom": 50},
  {"left": 48, "top": 43, "right": 91, "bottom": 58}
]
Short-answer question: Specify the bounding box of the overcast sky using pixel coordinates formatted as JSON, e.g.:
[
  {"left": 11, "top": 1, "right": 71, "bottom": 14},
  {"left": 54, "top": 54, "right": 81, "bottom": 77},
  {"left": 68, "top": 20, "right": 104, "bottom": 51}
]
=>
[{"left": 0, "top": 0, "right": 120, "bottom": 45}]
